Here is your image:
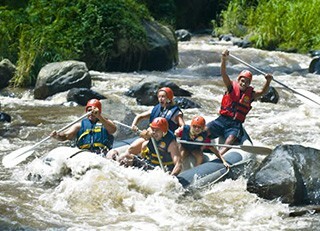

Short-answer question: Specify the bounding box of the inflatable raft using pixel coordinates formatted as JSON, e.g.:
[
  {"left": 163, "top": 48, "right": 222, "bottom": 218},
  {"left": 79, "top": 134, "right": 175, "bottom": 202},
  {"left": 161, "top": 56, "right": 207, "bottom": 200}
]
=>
[{"left": 37, "top": 132, "right": 254, "bottom": 190}]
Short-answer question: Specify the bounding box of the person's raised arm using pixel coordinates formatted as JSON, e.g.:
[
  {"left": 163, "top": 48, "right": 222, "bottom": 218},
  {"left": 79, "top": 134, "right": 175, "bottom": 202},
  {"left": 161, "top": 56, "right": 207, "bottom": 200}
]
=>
[
  {"left": 253, "top": 74, "right": 273, "bottom": 100},
  {"left": 221, "top": 50, "right": 232, "bottom": 90}
]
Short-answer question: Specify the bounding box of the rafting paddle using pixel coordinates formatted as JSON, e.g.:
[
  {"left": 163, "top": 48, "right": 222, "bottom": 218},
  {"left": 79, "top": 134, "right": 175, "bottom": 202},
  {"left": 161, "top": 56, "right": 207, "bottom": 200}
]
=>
[
  {"left": 2, "top": 111, "right": 92, "bottom": 168},
  {"left": 177, "top": 139, "right": 273, "bottom": 155},
  {"left": 229, "top": 53, "right": 320, "bottom": 107},
  {"left": 114, "top": 120, "right": 165, "bottom": 171}
]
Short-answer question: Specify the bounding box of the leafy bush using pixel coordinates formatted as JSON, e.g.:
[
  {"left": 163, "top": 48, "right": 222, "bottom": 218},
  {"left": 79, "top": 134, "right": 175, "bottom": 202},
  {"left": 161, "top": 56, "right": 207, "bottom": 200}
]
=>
[
  {"left": 216, "top": 0, "right": 320, "bottom": 53},
  {"left": 0, "top": 0, "right": 150, "bottom": 87},
  {"left": 247, "top": 0, "right": 320, "bottom": 52},
  {"left": 215, "top": 0, "right": 256, "bottom": 37}
]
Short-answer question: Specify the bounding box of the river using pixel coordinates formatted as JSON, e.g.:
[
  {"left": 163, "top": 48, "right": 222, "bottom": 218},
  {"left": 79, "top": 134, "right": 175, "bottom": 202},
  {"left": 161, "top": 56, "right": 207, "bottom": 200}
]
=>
[{"left": 1, "top": 35, "right": 320, "bottom": 230}]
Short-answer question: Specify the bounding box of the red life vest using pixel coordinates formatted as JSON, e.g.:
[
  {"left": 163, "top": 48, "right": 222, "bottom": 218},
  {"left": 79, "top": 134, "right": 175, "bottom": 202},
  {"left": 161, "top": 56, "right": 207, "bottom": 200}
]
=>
[{"left": 219, "top": 81, "right": 254, "bottom": 123}]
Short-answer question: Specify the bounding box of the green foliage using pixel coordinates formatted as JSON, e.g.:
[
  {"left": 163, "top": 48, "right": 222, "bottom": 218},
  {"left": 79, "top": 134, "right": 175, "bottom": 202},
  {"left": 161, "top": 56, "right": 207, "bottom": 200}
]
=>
[
  {"left": 0, "top": 0, "right": 150, "bottom": 87},
  {"left": 217, "top": 0, "right": 320, "bottom": 53},
  {"left": 215, "top": 0, "right": 246, "bottom": 37},
  {"left": 247, "top": 0, "right": 320, "bottom": 52},
  {"left": 215, "top": 0, "right": 256, "bottom": 37},
  {"left": 0, "top": 7, "right": 25, "bottom": 62}
]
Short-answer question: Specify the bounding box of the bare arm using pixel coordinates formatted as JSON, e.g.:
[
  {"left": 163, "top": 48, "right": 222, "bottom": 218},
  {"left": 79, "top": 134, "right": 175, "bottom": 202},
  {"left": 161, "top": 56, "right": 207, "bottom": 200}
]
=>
[
  {"left": 221, "top": 50, "right": 232, "bottom": 90},
  {"left": 50, "top": 122, "right": 81, "bottom": 141},
  {"left": 131, "top": 109, "right": 152, "bottom": 131},
  {"left": 253, "top": 74, "right": 273, "bottom": 100},
  {"left": 174, "top": 113, "right": 185, "bottom": 135},
  {"left": 168, "top": 140, "right": 182, "bottom": 176}
]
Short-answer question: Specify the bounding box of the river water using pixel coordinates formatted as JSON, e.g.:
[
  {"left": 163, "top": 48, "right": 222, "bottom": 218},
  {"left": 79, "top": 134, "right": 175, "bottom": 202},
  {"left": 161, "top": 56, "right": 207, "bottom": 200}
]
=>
[{"left": 1, "top": 35, "right": 320, "bottom": 230}]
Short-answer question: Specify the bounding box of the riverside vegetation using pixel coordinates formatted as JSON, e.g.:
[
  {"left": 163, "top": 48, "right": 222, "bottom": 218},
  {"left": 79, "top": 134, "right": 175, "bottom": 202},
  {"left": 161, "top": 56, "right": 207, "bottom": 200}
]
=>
[{"left": 0, "top": 0, "right": 319, "bottom": 87}]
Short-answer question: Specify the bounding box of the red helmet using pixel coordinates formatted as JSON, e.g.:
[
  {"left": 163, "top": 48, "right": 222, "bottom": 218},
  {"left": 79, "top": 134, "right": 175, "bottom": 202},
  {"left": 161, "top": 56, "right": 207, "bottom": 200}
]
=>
[
  {"left": 158, "top": 87, "right": 174, "bottom": 101},
  {"left": 191, "top": 116, "right": 206, "bottom": 128},
  {"left": 150, "top": 117, "right": 169, "bottom": 133},
  {"left": 85, "top": 99, "right": 102, "bottom": 113},
  {"left": 237, "top": 70, "right": 252, "bottom": 83}
]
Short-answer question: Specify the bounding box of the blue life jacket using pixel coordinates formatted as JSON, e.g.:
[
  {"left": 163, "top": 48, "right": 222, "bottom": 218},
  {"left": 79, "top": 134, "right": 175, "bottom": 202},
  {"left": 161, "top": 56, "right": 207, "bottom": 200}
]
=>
[
  {"left": 150, "top": 104, "right": 182, "bottom": 132},
  {"left": 181, "top": 125, "right": 208, "bottom": 150},
  {"left": 76, "top": 118, "right": 114, "bottom": 152},
  {"left": 144, "top": 131, "right": 176, "bottom": 172}
]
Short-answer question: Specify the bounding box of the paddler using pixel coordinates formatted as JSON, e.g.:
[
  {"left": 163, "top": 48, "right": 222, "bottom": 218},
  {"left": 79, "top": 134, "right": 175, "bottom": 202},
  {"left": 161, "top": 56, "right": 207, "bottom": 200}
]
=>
[
  {"left": 124, "top": 87, "right": 185, "bottom": 156},
  {"left": 206, "top": 49, "right": 273, "bottom": 156},
  {"left": 176, "top": 115, "right": 229, "bottom": 168},
  {"left": 50, "top": 99, "right": 117, "bottom": 156},
  {"left": 117, "top": 117, "right": 182, "bottom": 176}
]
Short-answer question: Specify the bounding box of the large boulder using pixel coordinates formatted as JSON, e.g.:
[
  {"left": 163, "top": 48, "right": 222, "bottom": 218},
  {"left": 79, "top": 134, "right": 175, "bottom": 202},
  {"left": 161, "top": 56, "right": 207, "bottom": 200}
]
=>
[
  {"left": 34, "top": 61, "right": 91, "bottom": 99},
  {"left": 247, "top": 145, "right": 320, "bottom": 205},
  {"left": 99, "top": 97, "right": 138, "bottom": 141},
  {"left": 66, "top": 88, "right": 106, "bottom": 106},
  {"left": 125, "top": 80, "right": 193, "bottom": 106},
  {"left": 0, "top": 112, "right": 11, "bottom": 123},
  {"left": 259, "top": 86, "right": 279, "bottom": 104},
  {"left": 309, "top": 56, "right": 320, "bottom": 74},
  {"left": 0, "top": 59, "right": 16, "bottom": 89},
  {"left": 105, "top": 20, "right": 178, "bottom": 72},
  {"left": 175, "top": 29, "right": 192, "bottom": 42}
]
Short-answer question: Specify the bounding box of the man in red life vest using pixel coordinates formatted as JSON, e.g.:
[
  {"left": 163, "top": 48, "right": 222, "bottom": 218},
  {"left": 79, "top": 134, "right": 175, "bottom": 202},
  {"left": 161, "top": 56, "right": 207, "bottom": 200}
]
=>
[{"left": 206, "top": 49, "right": 273, "bottom": 156}]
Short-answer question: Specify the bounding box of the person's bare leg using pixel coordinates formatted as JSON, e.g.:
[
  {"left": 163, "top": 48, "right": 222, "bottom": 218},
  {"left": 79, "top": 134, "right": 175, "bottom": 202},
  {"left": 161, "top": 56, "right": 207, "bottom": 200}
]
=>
[
  {"left": 180, "top": 146, "right": 187, "bottom": 162},
  {"left": 192, "top": 150, "right": 203, "bottom": 166},
  {"left": 219, "top": 135, "right": 237, "bottom": 155}
]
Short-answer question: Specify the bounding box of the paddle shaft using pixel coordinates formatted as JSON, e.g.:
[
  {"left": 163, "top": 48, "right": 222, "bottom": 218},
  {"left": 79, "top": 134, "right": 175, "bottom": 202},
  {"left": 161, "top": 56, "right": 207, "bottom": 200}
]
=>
[
  {"left": 113, "top": 120, "right": 165, "bottom": 171},
  {"left": 31, "top": 111, "right": 92, "bottom": 150},
  {"left": 229, "top": 54, "right": 320, "bottom": 106},
  {"left": 2, "top": 111, "right": 92, "bottom": 168},
  {"left": 177, "top": 139, "right": 272, "bottom": 155}
]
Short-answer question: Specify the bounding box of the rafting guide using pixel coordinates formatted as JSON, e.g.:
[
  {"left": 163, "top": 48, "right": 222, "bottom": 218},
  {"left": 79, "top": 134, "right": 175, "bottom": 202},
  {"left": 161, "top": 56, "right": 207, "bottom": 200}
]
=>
[{"left": 206, "top": 49, "right": 273, "bottom": 156}]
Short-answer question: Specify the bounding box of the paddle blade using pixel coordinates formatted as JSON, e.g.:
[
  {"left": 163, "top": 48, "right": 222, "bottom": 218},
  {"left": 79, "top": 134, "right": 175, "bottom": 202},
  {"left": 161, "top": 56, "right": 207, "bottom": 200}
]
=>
[
  {"left": 240, "top": 145, "right": 272, "bottom": 155},
  {"left": 2, "top": 146, "right": 35, "bottom": 168}
]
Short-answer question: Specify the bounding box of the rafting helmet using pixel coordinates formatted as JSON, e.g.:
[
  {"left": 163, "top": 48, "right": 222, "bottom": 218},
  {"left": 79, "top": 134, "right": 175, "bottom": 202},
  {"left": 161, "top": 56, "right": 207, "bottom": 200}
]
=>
[
  {"left": 158, "top": 87, "right": 174, "bottom": 101},
  {"left": 237, "top": 70, "right": 252, "bottom": 83},
  {"left": 150, "top": 117, "right": 169, "bottom": 133},
  {"left": 85, "top": 99, "right": 102, "bottom": 113},
  {"left": 191, "top": 115, "right": 206, "bottom": 128}
]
